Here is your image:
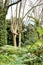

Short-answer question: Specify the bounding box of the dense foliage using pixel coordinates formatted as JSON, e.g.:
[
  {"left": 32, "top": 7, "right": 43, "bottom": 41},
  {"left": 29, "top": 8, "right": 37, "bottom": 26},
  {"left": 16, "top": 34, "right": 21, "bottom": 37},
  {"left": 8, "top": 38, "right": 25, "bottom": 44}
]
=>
[
  {"left": 0, "top": 6, "right": 7, "bottom": 46},
  {"left": 21, "top": 24, "right": 38, "bottom": 45},
  {"left": 0, "top": 1, "right": 43, "bottom": 65},
  {"left": 0, "top": 41, "right": 43, "bottom": 65}
]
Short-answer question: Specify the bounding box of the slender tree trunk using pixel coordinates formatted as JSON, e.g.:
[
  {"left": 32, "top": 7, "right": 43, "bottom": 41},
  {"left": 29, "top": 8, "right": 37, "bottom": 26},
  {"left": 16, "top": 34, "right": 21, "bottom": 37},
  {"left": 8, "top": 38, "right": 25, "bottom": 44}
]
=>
[
  {"left": 11, "top": 2, "right": 17, "bottom": 47},
  {"left": 18, "top": 0, "right": 26, "bottom": 47},
  {"left": 18, "top": 1, "right": 22, "bottom": 47},
  {"left": 19, "top": 33, "right": 21, "bottom": 47},
  {"left": 13, "top": 0, "right": 18, "bottom": 47}
]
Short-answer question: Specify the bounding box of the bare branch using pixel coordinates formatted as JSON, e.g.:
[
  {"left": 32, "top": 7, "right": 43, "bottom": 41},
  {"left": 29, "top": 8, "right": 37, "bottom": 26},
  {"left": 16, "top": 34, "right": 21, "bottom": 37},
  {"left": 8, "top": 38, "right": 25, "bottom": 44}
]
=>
[
  {"left": 7, "top": 0, "right": 22, "bottom": 8},
  {"left": 23, "top": 3, "right": 43, "bottom": 20}
]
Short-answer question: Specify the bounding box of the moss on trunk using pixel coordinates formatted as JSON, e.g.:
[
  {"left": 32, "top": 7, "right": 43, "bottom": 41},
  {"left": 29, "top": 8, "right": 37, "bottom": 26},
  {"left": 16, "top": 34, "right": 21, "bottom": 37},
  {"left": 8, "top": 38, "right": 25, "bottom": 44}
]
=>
[{"left": 0, "top": 6, "right": 7, "bottom": 46}]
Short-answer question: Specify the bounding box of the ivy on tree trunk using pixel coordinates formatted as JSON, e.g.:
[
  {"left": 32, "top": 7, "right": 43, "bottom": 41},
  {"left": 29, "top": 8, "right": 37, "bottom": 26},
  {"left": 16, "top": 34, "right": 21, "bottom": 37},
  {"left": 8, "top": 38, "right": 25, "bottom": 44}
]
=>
[{"left": 0, "top": 6, "right": 7, "bottom": 45}]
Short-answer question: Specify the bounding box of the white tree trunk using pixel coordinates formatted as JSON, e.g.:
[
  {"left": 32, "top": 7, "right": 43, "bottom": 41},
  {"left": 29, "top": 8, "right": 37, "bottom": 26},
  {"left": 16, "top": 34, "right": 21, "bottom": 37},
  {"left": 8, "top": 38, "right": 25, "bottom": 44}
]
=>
[
  {"left": 19, "top": 33, "right": 21, "bottom": 47},
  {"left": 18, "top": 1, "right": 22, "bottom": 47}
]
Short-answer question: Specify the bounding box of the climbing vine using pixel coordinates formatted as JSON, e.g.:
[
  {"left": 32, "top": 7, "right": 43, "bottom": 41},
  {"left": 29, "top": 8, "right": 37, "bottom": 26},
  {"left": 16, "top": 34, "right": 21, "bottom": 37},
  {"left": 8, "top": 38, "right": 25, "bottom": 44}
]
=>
[{"left": 0, "top": 6, "right": 7, "bottom": 46}]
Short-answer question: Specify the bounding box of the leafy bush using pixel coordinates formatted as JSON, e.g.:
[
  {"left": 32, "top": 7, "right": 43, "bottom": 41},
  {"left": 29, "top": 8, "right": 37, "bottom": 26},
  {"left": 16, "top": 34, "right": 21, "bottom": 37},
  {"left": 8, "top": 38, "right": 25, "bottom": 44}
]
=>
[
  {"left": 21, "top": 24, "right": 38, "bottom": 46},
  {"left": 0, "top": 42, "right": 43, "bottom": 65}
]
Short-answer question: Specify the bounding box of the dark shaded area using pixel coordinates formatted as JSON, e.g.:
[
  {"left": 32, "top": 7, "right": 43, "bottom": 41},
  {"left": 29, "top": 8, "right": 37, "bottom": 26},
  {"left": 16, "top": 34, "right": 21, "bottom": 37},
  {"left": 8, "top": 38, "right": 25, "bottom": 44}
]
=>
[
  {"left": 7, "top": 27, "right": 13, "bottom": 45},
  {"left": 16, "top": 35, "right": 19, "bottom": 46}
]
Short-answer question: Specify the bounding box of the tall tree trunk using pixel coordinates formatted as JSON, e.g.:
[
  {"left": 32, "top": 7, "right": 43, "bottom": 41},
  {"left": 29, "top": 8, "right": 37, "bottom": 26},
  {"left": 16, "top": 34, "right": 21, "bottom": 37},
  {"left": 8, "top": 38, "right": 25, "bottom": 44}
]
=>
[
  {"left": 11, "top": 0, "right": 18, "bottom": 47},
  {"left": 18, "top": 0, "right": 26, "bottom": 47},
  {"left": 11, "top": 0, "right": 17, "bottom": 47},
  {"left": 18, "top": 1, "right": 22, "bottom": 47},
  {"left": 0, "top": 6, "right": 7, "bottom": 45},
  {"left": 13, "top": 1, "right": 18, "bottom": 46}
]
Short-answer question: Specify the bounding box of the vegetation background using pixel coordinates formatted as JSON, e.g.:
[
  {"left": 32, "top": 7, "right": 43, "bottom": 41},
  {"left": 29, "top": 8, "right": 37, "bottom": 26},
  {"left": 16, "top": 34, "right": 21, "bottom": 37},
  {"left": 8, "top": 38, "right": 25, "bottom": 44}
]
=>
[{"left": 0, "top": 0, "right": 43, "bottom": 65}]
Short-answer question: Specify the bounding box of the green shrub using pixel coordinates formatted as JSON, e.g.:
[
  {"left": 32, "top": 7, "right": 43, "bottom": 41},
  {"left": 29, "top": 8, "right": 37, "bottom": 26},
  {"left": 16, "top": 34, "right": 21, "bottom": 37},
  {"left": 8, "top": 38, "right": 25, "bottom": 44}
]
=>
[{"left": 0, "top": 43, "right": 43, "bottom": 65}]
